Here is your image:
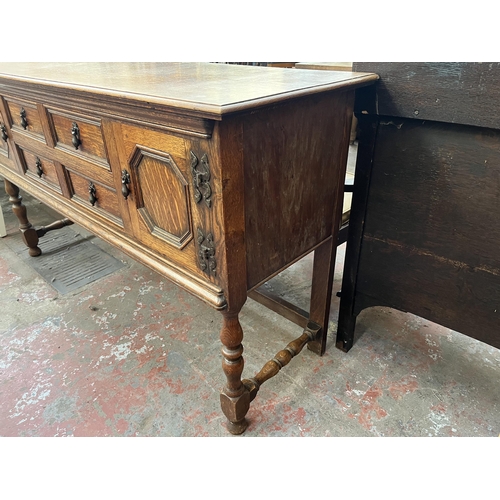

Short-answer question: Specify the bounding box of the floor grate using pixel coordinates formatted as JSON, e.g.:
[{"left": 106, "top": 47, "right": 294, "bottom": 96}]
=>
[{"left": 16, "top": 226, "right": 124, "bottom": 295}]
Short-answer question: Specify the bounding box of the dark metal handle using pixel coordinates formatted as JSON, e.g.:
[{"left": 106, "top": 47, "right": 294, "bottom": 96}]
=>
[
  {"left": 71, "top": 122, "right": 81, "bottom": 149},
  {"left": 1, "top": 124, "right": 7, "bottom": 142},
  {"left": 88, "top": 181, "right": 97, "bottom": 206},
  {"left": 20, "top": 108, "right": 28, "bottom": 129},
  {"left": 121, "top": 169, "right": 131, "bottom": 199},
  {"left": 35, "top": 158, "right": 43, "bottom": 178}
]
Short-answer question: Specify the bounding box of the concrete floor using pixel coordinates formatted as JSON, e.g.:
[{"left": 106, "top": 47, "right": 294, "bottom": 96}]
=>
[{"left": 1, "top": 150, "right": 500, "bottom": 437}]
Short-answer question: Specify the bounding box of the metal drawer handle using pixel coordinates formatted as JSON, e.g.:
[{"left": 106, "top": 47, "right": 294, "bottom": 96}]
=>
[
  {"left": 71, "top": 122, "right": 81, "bottom": 149},
  {"left": 121, "top": 169, "right": 131, "bottom": 199},
  {"left": 35, "top": 158, "right": 43, "bottom": 178},
  {"left": 88, "top": 181, "right": 97, "bottom": 206},
  {"left": 1, "top": 124, "right": 7, "bottom": 142},
  {"left": 20, "top": 108, "right": 28, "bottom": 129}
]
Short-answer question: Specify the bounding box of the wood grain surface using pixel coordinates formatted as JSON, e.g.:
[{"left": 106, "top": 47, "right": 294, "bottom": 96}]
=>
[
  {"left": 353, "top": 62, "right": 500, "bottom": 128},
  {"left": 0, "top": 62, "right": 377, "bottom": 117},
  {"left": 338, "top": 62, "right": 500, "bottom": 352}
]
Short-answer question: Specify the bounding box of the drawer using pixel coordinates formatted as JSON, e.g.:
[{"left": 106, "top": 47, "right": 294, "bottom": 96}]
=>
[
  {"left": 18, "top": 148, "right": 63, "bottom": 194},
  {"left": 66, "top": 168, "right": 123, "bottom": 227},
  {"left": 0, "top": 103, "right": 17, "bottom": 171},
  {"left": 5, "top": 98, "right": 46, "bottom": 141},
  {"left": 47, "top": 108, "right": 109, "bottom": 167}
]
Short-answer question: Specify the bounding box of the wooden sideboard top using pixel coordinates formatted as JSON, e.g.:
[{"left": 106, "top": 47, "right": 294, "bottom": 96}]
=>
[
  {"left": 0, "top": 62, "right": 377, "bottom": 118},
  {"left": 295, "top": 62, "right": 353, "bottom": 71}
]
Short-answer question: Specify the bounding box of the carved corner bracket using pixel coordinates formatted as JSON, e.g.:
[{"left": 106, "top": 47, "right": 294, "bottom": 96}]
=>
[
  {"left": 197, "top": 228, "right": 216, "bottom": 276},
  {"left": 190, "top": 151, "right": 212, "bottom": 208}
]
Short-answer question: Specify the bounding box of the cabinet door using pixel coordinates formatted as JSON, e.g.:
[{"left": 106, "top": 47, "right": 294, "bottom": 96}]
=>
[{"left": 114, "top": 122, "right": 211, "bottom": 279}]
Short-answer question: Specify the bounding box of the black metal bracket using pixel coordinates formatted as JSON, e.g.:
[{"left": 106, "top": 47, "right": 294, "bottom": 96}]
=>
[
  {"left": 197, "top": 228, "right": 216, "bottom": 276},
  {"left": 191, "top": 151, "right": 212, "bottom": 208}
]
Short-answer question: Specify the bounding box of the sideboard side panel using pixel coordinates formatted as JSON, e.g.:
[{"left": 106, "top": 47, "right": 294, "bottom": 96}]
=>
[{"left": 244, "top": 91, "right": 354, "bottom": 289}]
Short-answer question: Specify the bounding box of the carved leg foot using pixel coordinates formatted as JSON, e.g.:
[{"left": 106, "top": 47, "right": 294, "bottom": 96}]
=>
[
  {"left": 220, "top": 392, "right": 250, "bottom": 435},
  {"left": 219, "top": 311, "right": 250, "bottom": 435},
  {"left": 4, "top": 179, "right": 41, "bottom": 256}
]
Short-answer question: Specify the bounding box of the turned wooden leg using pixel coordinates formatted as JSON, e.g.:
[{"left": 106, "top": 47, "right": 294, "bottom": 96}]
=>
[
  {"left": 219, "top": 310, "right": 250, "bottom": 435},
  {"left": 4, "top": 178, "right": 41, "bottom": 256}
]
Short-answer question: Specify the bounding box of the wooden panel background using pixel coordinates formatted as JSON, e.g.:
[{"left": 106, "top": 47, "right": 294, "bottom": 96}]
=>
[
  {"left": 353, "top": 119, "right": 500, "bottom": 348},
  {"left": 353, "top": 62, "right": 500, "bottom": 129},
  {"left": 336, "top": 63, "right": 500, "bottom": 351}
]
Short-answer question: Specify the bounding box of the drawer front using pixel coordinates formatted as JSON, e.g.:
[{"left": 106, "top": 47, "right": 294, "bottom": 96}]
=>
[
  {"left": 18, "top": 148, "right": 63, "bottom": 194},
  {"left": 2, "top": 97, "right": 128, "bottom": 231},
  {"left": 5, "top": 98, "right": 45, "bottom": 141},
  {"left": 0, "top": 100, "right": 17, "bottom": 171},
  {"left": 66, "top": 167, "right": 123, "bottom": 227},
  {"left": 47, "top": 108, "right": 109, "bottom": 166}
]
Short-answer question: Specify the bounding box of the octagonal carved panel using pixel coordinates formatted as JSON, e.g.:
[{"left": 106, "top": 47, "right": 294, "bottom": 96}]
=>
[{"left": 130, "top": 146, "right": 192, "bottom": 249}]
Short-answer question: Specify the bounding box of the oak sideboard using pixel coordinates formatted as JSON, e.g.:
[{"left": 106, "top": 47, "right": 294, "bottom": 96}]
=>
[{"left": 0, "top": 62, "right": 377, "bottom": 433}]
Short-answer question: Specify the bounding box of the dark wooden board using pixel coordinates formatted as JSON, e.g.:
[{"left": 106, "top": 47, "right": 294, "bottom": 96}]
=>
[
  {"left": 354, "top": 236, "right": 500, "bottom": 349},
  {"left": 363, "top": 119, "right": 500, "bottom": 269},
  {"left": 338, "top": 62, "right": 500, "bottom": 353},
  {"left": 353, "top": 62, "right": 500, "bottom": 130},
  {"left": 350, "top": 118, "right": 500, "bottom": 349}
]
